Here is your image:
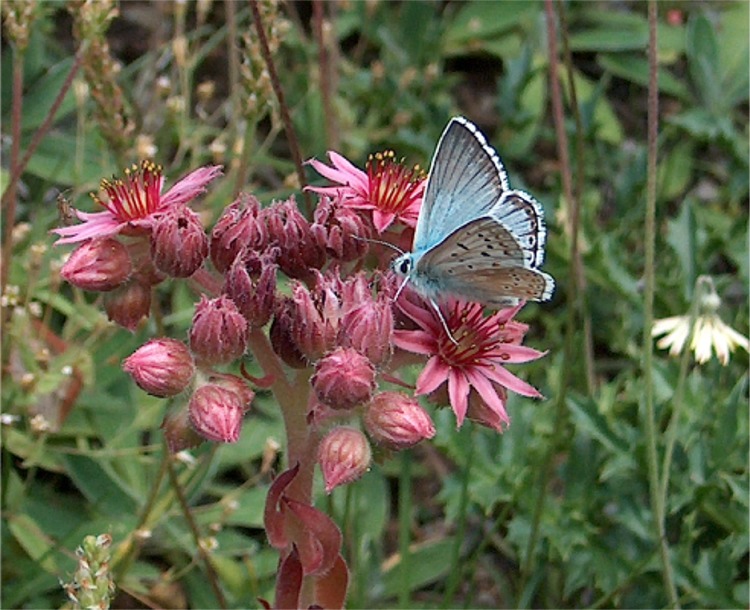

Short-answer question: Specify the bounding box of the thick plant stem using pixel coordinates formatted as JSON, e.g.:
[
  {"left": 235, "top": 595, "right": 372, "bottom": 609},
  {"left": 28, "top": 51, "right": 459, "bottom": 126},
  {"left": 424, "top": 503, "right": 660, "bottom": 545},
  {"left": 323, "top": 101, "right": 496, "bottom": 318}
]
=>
[{"left": 642, "top": 3, "right": 680, "bottom": 607}]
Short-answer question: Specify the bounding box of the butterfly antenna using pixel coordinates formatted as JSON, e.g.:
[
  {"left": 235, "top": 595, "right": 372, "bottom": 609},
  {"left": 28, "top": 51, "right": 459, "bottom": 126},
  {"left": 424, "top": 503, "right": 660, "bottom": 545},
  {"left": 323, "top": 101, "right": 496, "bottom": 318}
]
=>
[
  {"left": 429, "top": 298, "right": 459, "bottom": 346},
  {"left": 393, "top": 275, "right": 411, "bottom": 302},
  {"left": 352, "top": 234, "right": 405, "bottom": 254}
]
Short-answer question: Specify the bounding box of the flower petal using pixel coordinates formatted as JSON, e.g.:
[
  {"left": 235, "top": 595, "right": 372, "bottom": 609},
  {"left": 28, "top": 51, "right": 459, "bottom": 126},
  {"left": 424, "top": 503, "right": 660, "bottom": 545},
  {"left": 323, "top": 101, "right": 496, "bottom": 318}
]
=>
[
  {"left": 448, "top": 369, "right": 469, "bottom": 426},
  {"left": 415, "top": 357, "right": 450, "bottom": 396},
  {"left": 483, "top": 364, "right": 543, "bottom": 398},
  {"left": 393, "top": 329, "right": 436, "bottom": 355},
  {"left": 466, "top": 369, "right": 510, "bottom": 427},
  {"left": 161, "top": 165, "right": 223, "bottom": 208}
]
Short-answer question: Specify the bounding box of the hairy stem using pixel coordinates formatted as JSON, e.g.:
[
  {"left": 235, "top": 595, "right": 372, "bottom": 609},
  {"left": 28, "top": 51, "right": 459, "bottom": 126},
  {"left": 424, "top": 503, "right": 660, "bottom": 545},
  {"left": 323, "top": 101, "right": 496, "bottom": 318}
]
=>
[
  {"left": 643, "top": 3, "right": 680, "bottom": 606},
  {"left": 249, "top": 0, "right": 312, "bottom": 213},
  {"left": 166, "top": 453, "right": 227, "bottom": 609}
]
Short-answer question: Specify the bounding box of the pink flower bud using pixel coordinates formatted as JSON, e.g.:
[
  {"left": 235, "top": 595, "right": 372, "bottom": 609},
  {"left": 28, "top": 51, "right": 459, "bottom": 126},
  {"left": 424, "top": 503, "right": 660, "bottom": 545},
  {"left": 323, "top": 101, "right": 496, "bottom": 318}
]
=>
[
  {"left": 288, "top": 282, "right": 335, "bottom": 361},
  {"left": 318, "top": 427, "right": 371, "bottom": 493},
  {"left": 312, "top": 196, "right": 370, "bottom": 262},
  {"left": 189, "top": 295, "right": 248, "bottom": 365},
  {"left": 269, "top": 298, "right": 308, "bottom": 369},
  {"left": 208, "top": 373, "right": 255, "bottom": 409},
  {"left": 188, "top": 383, "right": 247, "bottom": 443},
  {"left": 210, "top": 194, "right": 267, "bottom": 273},
  {"left": 364, "top": 392, "right": 435, "bottom": 449},
  {"left": 103, "top": 279, "right": 151, "bottom": 331},
  {"left": 224, "top": 249, "right": 277, "bottom": 328},
  {"left": 312, "top": 347, "right": 376, "bottom": 410},
  {"left": 264, "top": 199, "right": 325, "bottom": 280},
  {"left": 123, "top": 338, "right": 195, "bottom": 397},
  {"left": 60, "top": 238, "right": 132, "bottom": 291},
  {"left": 161, "top": 406, "right": 204, "bottom": 452},
  {"left": 339, "top": 294, "right": 393, "bottom": 366},
  {"left": 150, "top": 206, "right": 208, "bottom": 277}
]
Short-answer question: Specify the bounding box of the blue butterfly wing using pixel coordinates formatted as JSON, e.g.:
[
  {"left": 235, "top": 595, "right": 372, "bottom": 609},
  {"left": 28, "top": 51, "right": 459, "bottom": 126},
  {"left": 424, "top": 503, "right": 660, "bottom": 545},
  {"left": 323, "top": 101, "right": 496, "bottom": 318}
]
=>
[
  {"left": 415, "top": 214, "right": 554, "bottom": 306},
  {"left": 413, "top": 117, "right": 509, "bottom": 253}
]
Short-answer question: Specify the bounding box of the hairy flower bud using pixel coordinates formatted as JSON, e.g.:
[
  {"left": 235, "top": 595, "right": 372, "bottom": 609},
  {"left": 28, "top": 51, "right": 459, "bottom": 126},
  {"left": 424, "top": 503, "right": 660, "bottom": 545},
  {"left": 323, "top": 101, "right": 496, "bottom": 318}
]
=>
[
  {"left": 123, "top": 338, "right": 195, "bottom": 397},
  {"left": 188, "top": 383, "right": 248, "bottom": 443},
  {"left": 210, "top": 194, "right": 267, "bottom": 273},
  {"left": 264, "top": 198, "right": 325, "bottom": 280},
  {"left": 61, "top": 238, "right": 132, "bottom": 291},
  {"left": 161, "top": 406, "right": 204, "bottom": 452},
  {"left": 208, "top": 373, "right": 255, "bottom": 410},
  {"left": 318, "top": 427, "right": 371, "bottom": 493},
  {"left": 150, "top": 206, "right": 208, "bottom": 277},
  {"left": 339, "top": 294, "right": 393, "bottom": 366},
  {"left": 312, "top": 347, "right": 376, "bottom": 410},
  {"left": 103, "top": 279, "right": 151, "bottom": 331},
  {"left": 224, "top": 249, "right": 277, "bottom": 328},
  {"left": 189, "top": 295, "right": 248, "bottom": 365},
  {"left": 269, "top": 298, "right": 308, "bottom": 369},
  {"left": 312, "top": 196, "right": 369, "bottom": 262},
  {"left": 364, "top": 392, "right": 435, "bottom": 449}
]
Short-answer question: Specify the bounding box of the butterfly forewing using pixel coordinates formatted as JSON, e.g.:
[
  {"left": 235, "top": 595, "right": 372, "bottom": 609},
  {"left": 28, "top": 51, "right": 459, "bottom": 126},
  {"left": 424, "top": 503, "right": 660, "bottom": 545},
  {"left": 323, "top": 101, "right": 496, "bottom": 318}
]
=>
[{"left": 414, "top": 117, "right": 509, "bottom": 252}]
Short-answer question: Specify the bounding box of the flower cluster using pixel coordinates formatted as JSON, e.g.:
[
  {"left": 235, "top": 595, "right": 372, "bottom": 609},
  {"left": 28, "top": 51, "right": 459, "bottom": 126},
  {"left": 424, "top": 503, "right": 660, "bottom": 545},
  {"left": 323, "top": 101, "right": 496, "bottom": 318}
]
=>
[
  {"left": 54, "top": 149, "right": 549, "bottom": 608},
  {"left": 53, "top": 152, "right": 548, "bottom": 476}
]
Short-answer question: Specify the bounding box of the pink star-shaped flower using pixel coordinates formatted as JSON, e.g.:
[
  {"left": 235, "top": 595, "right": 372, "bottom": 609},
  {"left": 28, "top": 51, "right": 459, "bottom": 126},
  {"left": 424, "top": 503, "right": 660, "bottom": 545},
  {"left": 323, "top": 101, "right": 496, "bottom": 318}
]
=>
[
  {"left": 51, "top": 161, "right": 222, "bottom": 245},
  {"left": 307, "top": 150, "right": 424, "bottom": 233},
  {"left": 394, "top": 293, "right": 545, "bottom": 428}
]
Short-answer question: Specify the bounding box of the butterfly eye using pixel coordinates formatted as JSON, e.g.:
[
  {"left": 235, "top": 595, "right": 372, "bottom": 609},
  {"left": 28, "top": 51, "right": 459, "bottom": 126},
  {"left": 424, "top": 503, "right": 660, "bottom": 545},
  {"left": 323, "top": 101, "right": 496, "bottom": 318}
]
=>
[{"left": 397, "top": 258, "right": 411, "bottom": 275}]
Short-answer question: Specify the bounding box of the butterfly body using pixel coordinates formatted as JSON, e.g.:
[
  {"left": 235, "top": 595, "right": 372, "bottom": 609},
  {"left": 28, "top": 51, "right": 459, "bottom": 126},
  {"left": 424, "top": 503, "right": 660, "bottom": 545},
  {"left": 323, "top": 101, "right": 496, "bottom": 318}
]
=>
[{"left": 392, "top": 117, "right": 554, "bottom": 308}]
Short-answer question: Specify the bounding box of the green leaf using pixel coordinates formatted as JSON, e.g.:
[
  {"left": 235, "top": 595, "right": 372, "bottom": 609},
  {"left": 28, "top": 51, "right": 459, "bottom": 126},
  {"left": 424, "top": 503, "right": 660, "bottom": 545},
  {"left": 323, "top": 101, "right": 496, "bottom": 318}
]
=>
[
  {"left": 381, "top": 537, "right": 455, "bottom": 596},
  {"left": 666, "top": 199, "right": 696, "bottom": 299},
  {"left": 7, "top": 513, "right": 60, "bottom": 573},
  {"left": 686, "top": 13, "right": 723, "bottom": 113},
  {"left": 443, "top": 0, "right": 539, "bottom": 57},
  {"left": 19, "top": 57, "right": 78, "bottom": 132},
  {"left": 597, "top": 54, "right": 690, "bottom": 101}
]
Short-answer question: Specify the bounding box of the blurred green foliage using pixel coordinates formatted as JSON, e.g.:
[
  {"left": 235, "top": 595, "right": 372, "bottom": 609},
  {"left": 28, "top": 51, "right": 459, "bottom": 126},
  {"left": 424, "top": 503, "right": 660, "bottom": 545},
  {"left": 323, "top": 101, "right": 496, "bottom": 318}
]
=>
[{"left": 1, "top": 1, "right": 747, "bottom": 608}]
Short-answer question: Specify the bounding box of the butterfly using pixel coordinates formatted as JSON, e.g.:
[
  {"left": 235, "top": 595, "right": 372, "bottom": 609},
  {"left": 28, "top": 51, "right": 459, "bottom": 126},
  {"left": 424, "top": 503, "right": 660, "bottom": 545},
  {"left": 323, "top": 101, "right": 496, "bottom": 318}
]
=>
[{"left": 392, "top": 116, "right": 554, "bottom": 313}]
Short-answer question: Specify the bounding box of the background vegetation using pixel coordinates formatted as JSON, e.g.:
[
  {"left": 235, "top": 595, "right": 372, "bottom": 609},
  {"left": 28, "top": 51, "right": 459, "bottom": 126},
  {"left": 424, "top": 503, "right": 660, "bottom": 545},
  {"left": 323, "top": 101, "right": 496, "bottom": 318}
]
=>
[{"left": 1, "top": 1, "right": 747, "bottom": 608}]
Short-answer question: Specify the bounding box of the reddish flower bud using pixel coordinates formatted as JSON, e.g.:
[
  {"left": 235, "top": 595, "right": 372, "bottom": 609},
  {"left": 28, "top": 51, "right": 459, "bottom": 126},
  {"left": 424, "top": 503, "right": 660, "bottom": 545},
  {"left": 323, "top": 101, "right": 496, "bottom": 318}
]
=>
[
  {"left": 312, "top": 347, "right": 376, "bottom": 410},
  {"left": 318, "top": 427, "right": 371, "bottom": 493},
  {"left": 103, "top": 279, "right": 152, "bottom": 331},
  {"left": 224, "top": 248, "right": 277, "bottom": 328},
  {"left": 208, "top": 373, "right": 255, "bottom": 410},
  {"left": 210, "top": 194, "right": 267, "bottom": 273},
  {"left": 60, "top": 238, "right": 132, "bottom": 291},
  {"left": 364, "top": 392, "right": 435, "bottom": 449},
  {"left": 188, "top": 383, "right": 247, "bottom": 443},
  {"left": 339, "top": 294, "right": 393, "bottom": 366},
  {"left": 161, "top": 406, "right": 204, "bottom": 452},
  {"left": 312, "top": 196, "right": 370, "bottom": 262},
  {"left": 288, "top": 282, "right": 336, "bottom": 361},
  {"left": 189, "top": 295, "right": 248, "bottom": 365},
  {"left": 269, "top": 298, "right": 308, "bottom": 369},
  {"left": 123, "top": 338, "right": 195, "bottom": 397},
  {"left": 264, "top": 198, "right": 325, "bottom": 280},
  {"left": 150, "top": 206, "right": 208, "bottom": 277}
]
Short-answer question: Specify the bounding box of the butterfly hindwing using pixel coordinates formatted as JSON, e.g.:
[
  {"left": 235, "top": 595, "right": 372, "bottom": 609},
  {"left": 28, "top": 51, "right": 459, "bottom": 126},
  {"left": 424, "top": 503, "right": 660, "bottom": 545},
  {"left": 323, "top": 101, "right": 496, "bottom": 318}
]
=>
[
  {"left": 489, "top": 190, "right": 548, "bottom": 268},
  {"left": 415, "top": 216, "right": 555, "bottom": 304},
  {"left": 413, "top": 117, "right": 509, "bottom": 252}
]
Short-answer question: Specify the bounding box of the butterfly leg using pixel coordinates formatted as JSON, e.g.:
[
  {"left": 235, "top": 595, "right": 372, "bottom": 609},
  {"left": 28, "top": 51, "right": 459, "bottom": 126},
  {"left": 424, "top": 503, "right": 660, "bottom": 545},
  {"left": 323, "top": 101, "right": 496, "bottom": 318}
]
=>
[{"left": 429, "top": 298, "right": 458, "bottom": 346}]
